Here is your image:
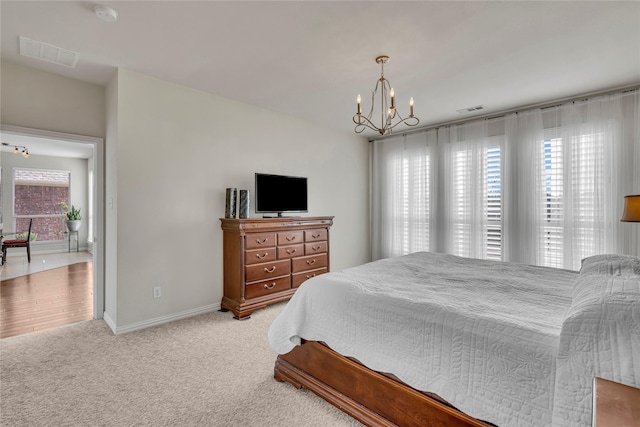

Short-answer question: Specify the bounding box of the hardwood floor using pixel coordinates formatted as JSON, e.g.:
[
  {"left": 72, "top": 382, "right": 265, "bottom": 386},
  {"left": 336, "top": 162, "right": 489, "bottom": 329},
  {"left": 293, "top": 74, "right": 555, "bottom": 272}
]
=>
[{"left": 0, "top": 262, "right": 93, "bottom": 339}]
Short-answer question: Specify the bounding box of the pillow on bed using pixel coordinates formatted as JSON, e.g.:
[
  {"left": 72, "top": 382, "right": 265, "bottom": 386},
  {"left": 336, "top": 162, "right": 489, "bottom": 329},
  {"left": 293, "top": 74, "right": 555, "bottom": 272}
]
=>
[
  {"left": 572, "top": 272, "right": 640, "bottom": 300},
  {"left": 579, "top": 254, "right": 640, "bottom": 278}
]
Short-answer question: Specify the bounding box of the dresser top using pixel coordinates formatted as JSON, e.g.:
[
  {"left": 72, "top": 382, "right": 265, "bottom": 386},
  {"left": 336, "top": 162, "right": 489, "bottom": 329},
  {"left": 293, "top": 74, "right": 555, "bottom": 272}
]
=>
[{"left": 220, "top": 216, "right": 334, "bottom": 232}]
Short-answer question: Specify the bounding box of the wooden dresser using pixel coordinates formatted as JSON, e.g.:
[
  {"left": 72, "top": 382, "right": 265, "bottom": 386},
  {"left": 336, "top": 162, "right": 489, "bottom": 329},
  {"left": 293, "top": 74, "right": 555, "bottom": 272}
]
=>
[{"left": 220, "top": 216, "right": 333, "bottom": 319}]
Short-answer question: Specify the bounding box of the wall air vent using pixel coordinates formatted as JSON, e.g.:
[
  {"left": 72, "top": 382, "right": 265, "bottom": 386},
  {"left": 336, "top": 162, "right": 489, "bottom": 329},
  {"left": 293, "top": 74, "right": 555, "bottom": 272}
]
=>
[
  {"left": 456, "top": 105, "right": 486, "bottom": 114},
  {"left": 19, "top": 36, "right": 80, "bottom": 68}
]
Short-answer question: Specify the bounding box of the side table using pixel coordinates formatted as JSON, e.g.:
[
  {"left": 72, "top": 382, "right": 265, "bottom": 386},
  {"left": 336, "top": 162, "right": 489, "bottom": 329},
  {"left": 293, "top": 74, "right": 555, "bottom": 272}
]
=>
[
  {"left": 68, "top": 230, "right": 79, "bottom": 252},
  {"left": 593, "top": 377, "right": 640, "bottom": 426}
]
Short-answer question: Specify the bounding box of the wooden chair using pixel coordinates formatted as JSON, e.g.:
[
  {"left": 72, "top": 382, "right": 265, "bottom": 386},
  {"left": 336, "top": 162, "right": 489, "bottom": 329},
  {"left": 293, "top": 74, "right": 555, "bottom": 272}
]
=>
[{"left": 1, "top": 218, "right": 33, "bottom": 266}]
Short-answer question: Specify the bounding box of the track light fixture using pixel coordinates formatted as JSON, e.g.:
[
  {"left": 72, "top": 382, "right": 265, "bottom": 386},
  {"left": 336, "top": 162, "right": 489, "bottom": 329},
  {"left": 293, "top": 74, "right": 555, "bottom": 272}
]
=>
[{"left": 2, "top": 142, "right": 29, "bottom": 158}]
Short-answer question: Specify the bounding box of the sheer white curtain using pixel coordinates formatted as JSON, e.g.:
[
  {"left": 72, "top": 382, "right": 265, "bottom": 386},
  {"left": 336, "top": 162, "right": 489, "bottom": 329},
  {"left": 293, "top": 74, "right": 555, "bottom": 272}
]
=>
[
  {"left": 502, "top": 110, "right": 545, "bottom": 264},
  {"left": 438, "top": 120, "right": 504, "bottom": 260},
  {"left": 371, "top": 89, "right": 640, "bottom": 267},
  {"left": 371, "top": 130, "right": 437, "bottom": 260},
  {"left": 534, "top": 93, "right": 638, "bottom": 268}
]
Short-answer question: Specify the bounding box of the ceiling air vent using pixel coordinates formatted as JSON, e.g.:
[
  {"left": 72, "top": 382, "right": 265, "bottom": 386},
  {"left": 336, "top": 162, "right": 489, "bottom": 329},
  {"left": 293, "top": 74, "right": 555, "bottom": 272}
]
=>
[
  {"left": 19, "top": 36, "right": 80, "bottom": 68},
  {"left": 456, "top": 105, "right": 486, "bottom": 114}
]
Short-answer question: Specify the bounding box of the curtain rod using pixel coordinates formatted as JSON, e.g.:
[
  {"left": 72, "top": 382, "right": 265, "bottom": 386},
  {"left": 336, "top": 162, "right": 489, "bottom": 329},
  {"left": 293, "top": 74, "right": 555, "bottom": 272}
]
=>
[{"left": 369, "top": 83, "right": 640, "bottom": 142}]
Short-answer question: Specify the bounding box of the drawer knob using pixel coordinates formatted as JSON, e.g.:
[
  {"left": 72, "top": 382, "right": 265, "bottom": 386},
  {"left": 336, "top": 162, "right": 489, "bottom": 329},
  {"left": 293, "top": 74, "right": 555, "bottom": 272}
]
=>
[
  {"left": 312, "top": 233, "right": 321, "bottom": 239},
  {"left": 306, "top": 274, "right": 316, "bottom": 279},
  {"left": 263, "top": 282, "right": 276, "bottom": 290},
  {"left": 256, "top": 252, "right": 268, "bottom": 259},
  {"left": 306, "top": 259, "right": 316, "bottom": 265},
  {"left": 264, "top": 266, "right": 277, "bottom": 273},
  {"left": 256, "top": 238, "right": 269, "bottom": 245},
  {"left": 286, "top": 248, "right": 297, "bottom": 254},
  {"left": 286, "top": 235, "right": 296, "bottom": 241},
  {"left": 312, "top": 246, "right": 321, "bottom": 251}
]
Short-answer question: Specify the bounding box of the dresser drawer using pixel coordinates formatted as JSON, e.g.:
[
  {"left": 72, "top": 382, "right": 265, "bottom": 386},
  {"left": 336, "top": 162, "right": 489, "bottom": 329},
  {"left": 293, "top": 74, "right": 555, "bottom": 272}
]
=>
[
  {"left": 277, "top": 230, "right": 304, "bottom": 245},
  {"left": 292, "top": 268, "right": 327, "bottom": 288},
  {"left": 305, "top": 241, "right": 327, "bottom": 255},
  {"left": 245, "top": 276, "right": 291, "bottom": 299},
  {"left": 245, "top": 232, "right": 276, "bottom": 250},
  {"left": 277, "top": 244, "right": 304, "bottom": 260},
  {"left": 292, "top": 253, "right": 327, "bottom": 273},
  {"left": 245, "top": 259, "right": 291, "bottom": 283},
  {"left": 305, "top": 228, "right": 327, "bottom": 242},
  {"left": 245, "top": 248, "right": 276, "bottom": 265}
]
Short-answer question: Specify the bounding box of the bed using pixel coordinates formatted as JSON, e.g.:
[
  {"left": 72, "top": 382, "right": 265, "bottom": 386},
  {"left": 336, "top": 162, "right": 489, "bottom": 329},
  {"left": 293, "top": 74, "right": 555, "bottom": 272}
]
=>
[{"left": 268, "top": 252, "right": 640, "bottom": 427}]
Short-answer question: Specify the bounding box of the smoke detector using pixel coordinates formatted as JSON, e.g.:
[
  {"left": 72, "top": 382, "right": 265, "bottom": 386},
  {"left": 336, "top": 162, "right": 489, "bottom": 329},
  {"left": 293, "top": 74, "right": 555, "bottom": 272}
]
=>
[{"left": 94, "top": 5, "right": 118, "bottom": 22}]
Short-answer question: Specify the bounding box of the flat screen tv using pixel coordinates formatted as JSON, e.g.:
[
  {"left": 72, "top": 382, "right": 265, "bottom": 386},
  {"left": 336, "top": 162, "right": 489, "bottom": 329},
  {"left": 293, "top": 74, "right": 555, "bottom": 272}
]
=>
[{"left": 255, "top": 173, "right": 308, "bottom": 217}]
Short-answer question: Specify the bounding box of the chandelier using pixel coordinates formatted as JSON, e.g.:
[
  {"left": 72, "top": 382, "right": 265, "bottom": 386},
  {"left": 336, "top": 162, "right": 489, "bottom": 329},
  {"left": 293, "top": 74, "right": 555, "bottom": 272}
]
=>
[
  {"left": 353, "top": 55, "right": 419, "bottom": 135},
  {"left": 1, "top": 142, "right": 29, "bottom": 158}
]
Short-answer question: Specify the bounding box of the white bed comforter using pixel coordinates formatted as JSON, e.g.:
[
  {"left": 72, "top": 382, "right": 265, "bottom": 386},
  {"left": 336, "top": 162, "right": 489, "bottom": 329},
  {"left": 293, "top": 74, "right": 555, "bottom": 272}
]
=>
[{"left": 269, "top": 252, "right": 579, "bottom": 427}]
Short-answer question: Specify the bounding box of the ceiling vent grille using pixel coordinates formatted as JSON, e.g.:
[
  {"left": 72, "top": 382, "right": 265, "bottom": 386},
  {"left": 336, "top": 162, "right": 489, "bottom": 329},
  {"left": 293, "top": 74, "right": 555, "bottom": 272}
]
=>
[
  {"left": 19, "top": 36, "right": 80, "bottom": 68},
  {"left": 456, "top": 105, "right": 486, "bottom": 114}
]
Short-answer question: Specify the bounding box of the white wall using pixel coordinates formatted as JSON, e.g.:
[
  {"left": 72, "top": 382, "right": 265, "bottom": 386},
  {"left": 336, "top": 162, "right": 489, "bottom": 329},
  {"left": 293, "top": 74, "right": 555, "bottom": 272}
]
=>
[
  {"left": 1, "top": 61, "right": 101, "bottom": 256},
  {"left": 0, "top": 152, "right": 89, "bottom": 253},
  {"left": 107, "top": 69, "right": 370, "bottom": 330},
  {"left": 0, "top": 61, "right": 105, "bottom": 138},
  {"left": 1, "top": 61, "right": 370, "bottom": 332}
]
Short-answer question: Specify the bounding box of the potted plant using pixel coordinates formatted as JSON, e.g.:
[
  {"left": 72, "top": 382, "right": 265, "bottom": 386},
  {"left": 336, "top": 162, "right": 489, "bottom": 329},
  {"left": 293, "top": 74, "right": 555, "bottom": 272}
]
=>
[{"left": 59, "top": 201, "right": 82, "bottom": 232}]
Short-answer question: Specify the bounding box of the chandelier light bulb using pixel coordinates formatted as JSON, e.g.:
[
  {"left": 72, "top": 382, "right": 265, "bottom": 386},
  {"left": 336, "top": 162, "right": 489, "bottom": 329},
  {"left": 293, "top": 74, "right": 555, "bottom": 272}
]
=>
[{"left": 13, "top": 147, "right": 18, "bottom": 154}]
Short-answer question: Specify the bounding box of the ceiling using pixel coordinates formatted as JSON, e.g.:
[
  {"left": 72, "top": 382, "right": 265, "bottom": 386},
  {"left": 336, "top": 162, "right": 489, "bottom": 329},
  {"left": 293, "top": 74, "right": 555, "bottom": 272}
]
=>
[
  {"left": 1, "top": 1, "right": 639, "bottom": 148},
  {"left": 0, "top": 131, "right": 94, "bottom": 159}
]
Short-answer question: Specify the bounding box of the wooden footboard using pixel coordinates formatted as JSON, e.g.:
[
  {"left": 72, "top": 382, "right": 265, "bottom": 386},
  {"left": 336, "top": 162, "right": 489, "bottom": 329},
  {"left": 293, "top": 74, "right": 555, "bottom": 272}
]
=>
[{"left": 274, "top": 340, "right": 492, "bottom": 427}]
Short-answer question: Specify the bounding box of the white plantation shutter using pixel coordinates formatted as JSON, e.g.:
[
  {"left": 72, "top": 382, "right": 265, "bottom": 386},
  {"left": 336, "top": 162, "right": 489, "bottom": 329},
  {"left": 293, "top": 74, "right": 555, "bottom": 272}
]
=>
[
  {"left": 443, "top": 131, "right": 502, "bottom": 260},
  {"left": 538, "top": 130, "right": 606, "bottom": 270},
  {"left": 541, "top": 138, "right": 564, "bottom": 268},
  {"left": 486, "top": 146, "right": 502, "bottom": 260},
  {"left": 372, "top": 131, "right": 436, "bottom": 259},
  {"left": 451, "top": 148, "right": 472, "bottom": 257},
  {"left": 570, "top": 132, "right": 605, "bottom": 261},
  {"left": 392, "top": 155, "right": 431, "bottom": 255},
  {"left": 371, "top": 90, "right": 639, "bottom": 263}
]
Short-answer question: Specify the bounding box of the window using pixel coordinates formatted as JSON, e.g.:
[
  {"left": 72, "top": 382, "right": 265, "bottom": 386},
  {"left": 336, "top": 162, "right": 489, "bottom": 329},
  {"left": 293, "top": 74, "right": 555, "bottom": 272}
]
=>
[
  {"left": 449, "top": 143, "right": 502, "bottom": 260},
  {"left": 392, "top": 154, "right": 431, "bottom": 255},
  {"left": 372, "top": 91, "right": 638, "bottom": 264},
  {"left": 541, "top": 138, "right": 564, "bottom": 268},
  {"left": 539, "top": 132, "right": 605, "bottom": 269},
  {"left": 372, "top": 133, "right": 434, "bottom": 260},
  {"left": 486, "top": 146, "right": 502, "bottom": 260},
  {"left": 14, "top": 168, "right": 70, "bottom": 241}
]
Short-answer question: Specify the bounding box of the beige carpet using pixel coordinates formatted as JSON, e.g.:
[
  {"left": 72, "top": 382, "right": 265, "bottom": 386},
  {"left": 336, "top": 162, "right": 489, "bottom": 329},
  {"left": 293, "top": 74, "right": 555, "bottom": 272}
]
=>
[{"left": 0, "top": 303, "right": 362, "bottom": 426}]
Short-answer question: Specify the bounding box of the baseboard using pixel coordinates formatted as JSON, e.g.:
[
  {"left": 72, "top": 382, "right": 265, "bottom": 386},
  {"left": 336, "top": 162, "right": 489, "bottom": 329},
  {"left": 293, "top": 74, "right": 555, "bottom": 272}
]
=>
[
  {"left": 103, "top": 311, "right": 117, "bottom": 333},
  {"left": 104, "top": 303, "right": 222, "bottom": 335},
  {"left": 5, "top": 246, "right": 91, "bottom": 257}
]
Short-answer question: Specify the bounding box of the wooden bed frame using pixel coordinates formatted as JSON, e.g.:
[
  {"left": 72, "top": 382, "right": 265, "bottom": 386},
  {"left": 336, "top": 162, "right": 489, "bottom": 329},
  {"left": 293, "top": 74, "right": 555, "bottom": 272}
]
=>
[{"left": 274, "top": 340, "right": 493, "bottom": 427}]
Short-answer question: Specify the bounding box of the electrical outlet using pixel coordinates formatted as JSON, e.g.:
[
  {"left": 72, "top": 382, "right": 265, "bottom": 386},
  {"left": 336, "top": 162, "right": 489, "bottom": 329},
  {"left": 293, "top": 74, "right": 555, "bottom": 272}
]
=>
[{"left": 153, "top": 286, "right": 162, "bottom": 299}]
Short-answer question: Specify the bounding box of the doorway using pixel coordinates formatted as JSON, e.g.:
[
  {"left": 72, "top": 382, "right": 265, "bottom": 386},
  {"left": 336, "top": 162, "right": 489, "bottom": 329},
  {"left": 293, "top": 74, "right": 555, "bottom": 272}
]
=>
[{"left": 0, "top": 125, "right": 104, "bottom": 331}]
